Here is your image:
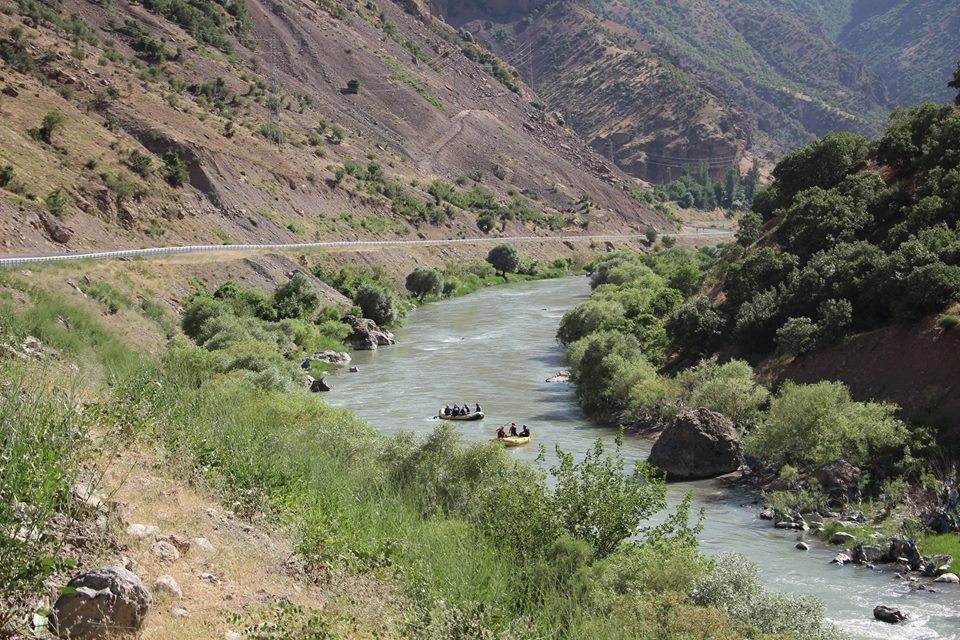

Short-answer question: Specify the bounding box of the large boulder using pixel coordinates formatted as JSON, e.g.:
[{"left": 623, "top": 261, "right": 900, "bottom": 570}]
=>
[
  {"left": 647, "top": 408, "right": 742, "bottom": 481},
  {"left": 343, "top": 315, "right": 394, "bottom": 351},
  {"left": 301, "top": 351, "right": 351, "bottom": 369},
  {"left": 53, "top": 567, "right": 151, "bottom": 639},
  {"left": 873, "top": 606, "right": 906, "bottom": 624}
]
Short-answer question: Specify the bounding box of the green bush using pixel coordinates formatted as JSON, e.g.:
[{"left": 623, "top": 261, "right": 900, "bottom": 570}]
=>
[
  {"left": 127, "top": 150, "right": 153, "bottom": 177},
  {"left": 44, "top": 188, "right": 70, "bottom": 217},
  {"left": 744, "top": 381, "right": 909, "bottom": 469},
  {"left": 486, "top": 244, "right": 521, "bottom": 277},
  {"left": 0, "top": 165, "right": 14, "bottom": 188},
  {"left": 677, "top": 358, "right": 769, "bottom": 425},
  {"left": 273, "top": 273, "right": 320, "bottom": 320},
  {"left": 354, "top": 281, "right": 401, "bottom": 326},
  {"left": 776, "top": 316, "right": 819, "bottom": 355},
  {"left": 0, "top": 374, "right": 97, "bottom": 629},
  {"left": 405, "top": 267, "right": 443, "bottom": 302},
  {"left": 161, "top": 151, "right": 188, "bottom": 187},
  {"left": 693, "top": 554, "right": 843, "bottom": 640}
]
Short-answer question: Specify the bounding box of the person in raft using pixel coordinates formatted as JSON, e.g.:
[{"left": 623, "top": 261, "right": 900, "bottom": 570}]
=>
[
  {"left": 519, "top": 424, "right": 530, "bottom": 437},
  {"left": 474, "top": 402, "right": 483, "bottom": 413},
  {"left": 443, "top": 405, "right": 451, "bottom": 416},
  {"left": 452, "top": 404, "right": 461, "bottom": 416},
  {"left": 509, "top": 423, "right": 518, "bottom": 437},
  {"left": 496, "top": 426, "right": 506, "bottom": 439}
]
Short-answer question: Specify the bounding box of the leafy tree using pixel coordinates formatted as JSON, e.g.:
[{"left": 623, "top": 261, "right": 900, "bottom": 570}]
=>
[
  {"left": 273, "top": 273, "right": 320, "bottom": 320},
  {"left": 354, "top": 281, "right": 400, "bottom": 326},
  {"left": 181, "top": 297, "right": 229, "bottom": 341},
  {"left": 723, "top": 168, "right": 738, "bottom": 208},
  {"left": 678, "top": 358, "right": 769, "bottom": 425},
  {"left": 734, "top": 287, "right": 783, "bottom": 352},
  {"left": 724, "top": 248, "right": 798, "bottom": 309},
  {"left": 644, "top": 225, "right": 658, "bottom": 244},
  {"left": 769, "top": 132, "right": 869, "bottom": 208},
  {"left": 817, "top": 298, "right": 852, "bottom": 344},
  {"left": 661, "top": 235, "right": 677, "bottom": 249},
  {"left": 476, "top": 210, "right": 496, "bottom": 233},
  {"left": 558, "top": 299, "right": 628, "bottom": 345},
  {"left": 0, "top": 165, "right": 13, "bottom": 188},
  {"left": 551, "top": 434, "right": 667, "bottom": 558},
  {"left": 744, "top": 381, "right": 908, "bottom": 469},
  {"left": 566, "top": 331, "right": 655, "bottom": 415},
  {"left": 778, "top": 187, "right": 872, "bottom": 258},
  {"left": 894, "top": 262, "right": 960, "bottom": 319},
  {"left": 665, "top": 297, "right": 723, "bottom": 359},
  {"left": 486, "top": 243, "right": 521, "bottom": 278},
  {"left": 744, "top": 160, "right": 761, "bottom": 202},
  {"left": 736, "top": 211, "right": 762, "bottom": 247},
  {"left": 775, "top": 317, "right": 818, "bottom": 355},
  {"left": 405, "top": 267, "right": 443, "bottom": 302},
  {"left": 162, "top": 151, "right": 188, "bottom": 187},
  {"left": 38, "top": 110, "right": 64, "bottom": 144}
]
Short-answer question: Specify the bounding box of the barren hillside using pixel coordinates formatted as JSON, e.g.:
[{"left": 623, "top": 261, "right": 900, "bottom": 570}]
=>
[{"left": 0, "top": 0, "right": 666, "bottom": 264}]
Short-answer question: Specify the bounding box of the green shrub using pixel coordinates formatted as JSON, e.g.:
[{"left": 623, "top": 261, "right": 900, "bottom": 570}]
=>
[
  {"left": 354, "top": 282, "right": 401, "bottom": 326},
  {"left": 0, "top": 164, "right": 14, "bottom": 188},
  {"left": 678, "top": 358, "right": 769, "bottom": 425},
  {"left": 776, "top": 316, "right": 819, "bottom": 355},
  {"left": 161, "top": 151, "right": 188, "bottom": 187},
  {"left": 405, "top": 267, "right": 443, "bottom": 302},
  {"left": 693, "top": 554, "right": 843, "bottom": 640},
  {"left": 0, "top": 376, "right": 96, "bottom": 630},
  {"left": 744, "top": 381, "right": 909, "bottom": 469},
  {"left": 44, "top": 188, "right": 70, "bottom": 218},
  {"left": 127, "top": 149, "right": 153, "bottom": 177}
]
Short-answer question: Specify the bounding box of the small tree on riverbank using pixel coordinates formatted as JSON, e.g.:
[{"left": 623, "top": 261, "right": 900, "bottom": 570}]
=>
[
  {"left": 405, "top": 267, "right": 443, "bottom": 302},
  {"left": 486, "top": 244, "right": 521, "bottom": 279}
]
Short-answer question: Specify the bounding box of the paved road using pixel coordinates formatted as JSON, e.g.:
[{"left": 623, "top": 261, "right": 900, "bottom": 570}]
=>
[{"left": 0, "top": 228, "right": 731, "bottom": 268}]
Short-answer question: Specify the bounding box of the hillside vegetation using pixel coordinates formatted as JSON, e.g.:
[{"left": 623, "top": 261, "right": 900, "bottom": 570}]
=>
[{"left": 0, "top": 264, "right": 848, "bottom": 639}]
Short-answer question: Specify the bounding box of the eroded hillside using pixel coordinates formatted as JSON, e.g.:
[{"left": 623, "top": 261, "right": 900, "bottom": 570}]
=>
[{"left": 0, "top": 0, "right": 667, "bottom": 261}]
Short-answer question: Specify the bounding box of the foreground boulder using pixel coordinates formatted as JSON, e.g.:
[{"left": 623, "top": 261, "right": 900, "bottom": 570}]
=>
[
  {"left": 54, "top": 567, "right": 151, "bottom": 639},
  {"left": 647, "top": 408, "right": 742, "bottom": 481},
  {"left": 343, "top": 315, "right": 395, "bottom": 350}
]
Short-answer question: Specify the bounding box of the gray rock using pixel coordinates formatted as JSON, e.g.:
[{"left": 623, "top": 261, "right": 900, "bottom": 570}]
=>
[
  {"left": 153, "top": 575, "right": 182, "bottom": 599},
  {"left": 813, "top": 459, "right": 861, "bottom": 499},
  {"left": 171, "top": 607, "right": 190, "bottom": 618},
  {"left": 309, "top": 378, "right": 331, "bottom": 393},
  {"left": 160, "top": 534, "right": 191, "bottom": 555},
  {"left": 301, "top": 351, "right": 351, "bottom": 368},
  {"left": 545, "top": 370, "right": 571, "bottom": 383},
  {"left": 855, "top": 545, "right": 886, "bottom": 564},
  {"left": 647, "top": 408, "right": 742, "bottom": 481},
  {"left": 758, "top": 508, "right": 774, "bottom": 520},
  {"left": 829, "top": 531, "right": 856, "bottom": 545},
  {"left": 126, "top": 523, "right": 160, "bottom": 540},
  {"left": 151, "top": 540, "right": 181, "bottom": 563},
  {"left": 775, "top": 521, "right": 804, "bottom": 530},
  {"left": 343, "top": 315, "right": 394, "bottom": 350},
  {"left": 796, "top": 542, "right": 810, "bottom": 551},
  {"left": 190, "top": 537, "right": 216, "bottom": 553},
  {"left": 934, "top": 573, "right": 959, "bottom": 583},
  {"left": 832, "top": 553, "right": 852, "bottom": 565},
  {"left": 873, "top": 605, "right": 907, "bottom": 624},
  {"left": 53, "top": 567, "right": 151, "bottom": 639},
  {"left": 349, "top": 366, "right": 359, "bottom": 373}
]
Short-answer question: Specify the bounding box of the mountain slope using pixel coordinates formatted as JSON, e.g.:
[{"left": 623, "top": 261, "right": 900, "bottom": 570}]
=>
[
  {"left": 439, "top": 0, "right": 890, "bottom": 183},
  {"left": 0, "top": 0, "right": 665, "bottom": 259}
]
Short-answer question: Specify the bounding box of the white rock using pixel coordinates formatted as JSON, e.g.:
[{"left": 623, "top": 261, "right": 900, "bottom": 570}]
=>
[
  {"left": 172, "top": 607, "right": 190, "bottom": 618},
  {"left": 796, "top": 542, "right": 810, "bottom": 551},
  {"left": 829, "top": 531, "right": 856, "bottom": 545},
  {"left": 934, "top": 573, "right": 959, "bottom": 583},
  {"left": 224, "top": 632, "right": 244, "bottom": 640},
  {"left": 151, "top": 540, "right": 181, "bottom": 563},
  {"left": 127, "top": 524, "right": 161, "bottom": 540},
  {"left": 190, "top": 537, "right": 216, "bottom": 553},
  {"left": 154, "top": 575, "right": 182, "bottom": 599}
]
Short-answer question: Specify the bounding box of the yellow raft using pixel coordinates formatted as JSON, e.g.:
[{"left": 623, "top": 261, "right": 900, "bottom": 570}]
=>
[
  {"left": 438, "top": 410, "right": 484, "bottom": 421},
  {"left": 495, "top": 435, "right": 532, "bottom": 447}
]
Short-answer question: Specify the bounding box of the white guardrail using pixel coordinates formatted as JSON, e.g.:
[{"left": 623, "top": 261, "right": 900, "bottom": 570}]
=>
[{"left": 0, "top": 230, "right": 730, "bottom": 268}]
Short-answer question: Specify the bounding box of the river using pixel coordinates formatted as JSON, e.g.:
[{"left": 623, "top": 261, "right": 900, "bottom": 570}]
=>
[{"left": 324, "top": 276, "right": 959, "bottom": 639}]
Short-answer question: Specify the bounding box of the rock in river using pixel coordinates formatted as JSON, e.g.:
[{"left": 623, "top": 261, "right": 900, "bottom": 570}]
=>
[
  {"left": 647, "top": 408, "right": 742, "bottom": 481},
  {"left": 873, "top": 605, "right": 907, "bottom": 624}
]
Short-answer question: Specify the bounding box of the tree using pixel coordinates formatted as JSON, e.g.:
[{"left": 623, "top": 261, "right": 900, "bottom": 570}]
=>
[
  {"left": 661, "top": 235, "right": 677, "bottom": 249},
  {"left": 744, "top": 381, "right": 908, "bottom": 469},
  {"left": 775, "top": 317, "right": 819, "bottom": 355},
  {"left": 644, "top": 225, "right": 659, "bottom": 244},
  {"left": 736, "top": 211, "right": 762, "bottom": 247},
  {"left": 551, "top": 435, "right": 667, "bottom": 558},
  {"left": 162, "top": 152, "right": 188, "bottom": 187},
  {"left": 38, "top": 110, "right": 64, "bottom": 144},
  {"left": 405, "top": 267, "right": 443, "bottom": 302},
  {"left": 273, "top": 273, "right": 320, "bottom": 320},
  {"left": 744, "top": 160, "right": 761, "bottom": 202},
  {"left": 354, "top": 282, "right": 400, "bottom": 326},
  {"left": 486, "top": 243, "right": 521, "bottom": 278},
  {"left": 723, "top": 248, "right": 798, "bottom": 310},
  {"left": 346, "top": 78, "right": 360, "bottom": 94},
  {"left": 778, "top": 187, "right": 871, "bottom": 259},
  {"left": 724, "top": 168, "right": 738, "bottom": 208},
  {"left": 769, "top": 132, "right": 869, "bottom": 209},
  {"left": 665, "top": 297, "right": 723, "bottom": 359}
]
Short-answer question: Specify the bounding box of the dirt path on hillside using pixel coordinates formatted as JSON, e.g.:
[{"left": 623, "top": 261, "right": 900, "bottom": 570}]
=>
[{"left": 416, "top": 109, "right": 482, "bottom": 174}]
